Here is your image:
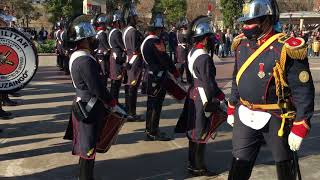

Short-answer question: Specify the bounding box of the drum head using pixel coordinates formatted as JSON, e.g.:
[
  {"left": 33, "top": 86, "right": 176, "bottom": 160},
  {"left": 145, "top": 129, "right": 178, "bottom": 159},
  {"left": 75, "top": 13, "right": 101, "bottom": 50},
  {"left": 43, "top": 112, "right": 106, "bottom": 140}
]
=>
[{"left": 0, "top": 27, "right": 38, "bottom": 93}]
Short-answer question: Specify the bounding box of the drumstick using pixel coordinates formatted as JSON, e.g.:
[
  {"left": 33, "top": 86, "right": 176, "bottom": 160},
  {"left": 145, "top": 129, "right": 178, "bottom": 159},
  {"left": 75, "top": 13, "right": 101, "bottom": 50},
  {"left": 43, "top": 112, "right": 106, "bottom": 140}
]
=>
[
  {"left": 1, "top": 51, "right": 14, "bottom": 66},
  {"left": 3, "top": 51, "right": 14, "bottom": 66},
  {"left": 4, "top": 50, "right": 12, "bottom": 58}
]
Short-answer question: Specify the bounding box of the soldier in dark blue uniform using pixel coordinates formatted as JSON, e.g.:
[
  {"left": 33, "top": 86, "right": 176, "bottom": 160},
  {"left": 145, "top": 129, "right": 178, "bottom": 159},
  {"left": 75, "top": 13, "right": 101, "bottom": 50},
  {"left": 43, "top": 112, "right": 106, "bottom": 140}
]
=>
[
  {"left": 122, "top": 9, "right": 144, "bottom": 122},
  {"left": 168, "top": 26, "right": 177, "bottom": 62},
  {"left": 108, "top": 11, "right": 126, "bottom": 103},
  {"left": 93, "top": 14, "right": 112, "bottom": 85},
  {"left": 55, "top": 20, "right": 70, "bottom": 75},
  {"left": 64, "top": 15, "right": 117, "bottom": 180},
  {"left": 176, "top": 17, "right": 192, "bottom": 84},
  {"left": 55, "top": 21, "right": 64, "bottom": 71},
  {"left": 227, "top": 1, "right": 315, "bottom": 179},
  {"left": 176, "top": 16, "right": 225, "bottom": 176},
  {"left": 141, "top": 13, "right": 180, "bottom": 141}
]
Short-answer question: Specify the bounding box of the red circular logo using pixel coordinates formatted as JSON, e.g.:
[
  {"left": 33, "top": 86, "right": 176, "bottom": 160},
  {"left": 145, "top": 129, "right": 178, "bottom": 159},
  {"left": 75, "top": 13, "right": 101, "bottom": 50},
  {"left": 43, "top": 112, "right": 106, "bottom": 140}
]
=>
[{"left": 0, "top": 45, "right": 19, "bottom": 75}]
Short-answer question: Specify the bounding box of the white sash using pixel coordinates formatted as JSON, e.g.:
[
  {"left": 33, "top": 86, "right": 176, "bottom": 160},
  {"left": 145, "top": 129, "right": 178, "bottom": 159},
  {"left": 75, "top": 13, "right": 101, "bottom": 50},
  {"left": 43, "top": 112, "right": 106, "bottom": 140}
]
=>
[
  {"left": 55, "top": 30, "right": 61, "bottom": 40},
  {"left": 187, "top": 49, "right": 207, "bottom": 79},
  {"left": 122, "top": 26, "right": 134, "bottom": 49},
  {"left": 59, "top": 30, "right": 65, "bottom": 42},
  {"left": 95, "top": 30, "right": 104, "bottom": 39},
  {"left": 69, "top": 50, "right": 95, "bottom": 88},
  {"left": 108, "top": 28, "right": 118, "bottom": 49},
  {"left": 140, "top": 34, "right": 158, "bottom": 65},
  {"left": 238, "top": 105, "right": 272, "bottom": 130},
  {"left": 128, "top": 55, "right": 138, "bottom": 65},
  {"left": 187, "top": 48, "right": 208, "bottom": 106}
]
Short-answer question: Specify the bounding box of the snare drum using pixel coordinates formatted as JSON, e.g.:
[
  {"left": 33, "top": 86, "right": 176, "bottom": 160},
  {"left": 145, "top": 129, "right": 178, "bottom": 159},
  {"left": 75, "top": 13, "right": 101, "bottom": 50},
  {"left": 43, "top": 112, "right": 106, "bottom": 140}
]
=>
[
  {"left": 164, "top": 73, "right": 187, "bottom": 100},
  {"left": 96, "top": 108, "right": 127, "bottom": 153},
  {"left": 207, "top": 107, "right": 227, "bottom": 140}
]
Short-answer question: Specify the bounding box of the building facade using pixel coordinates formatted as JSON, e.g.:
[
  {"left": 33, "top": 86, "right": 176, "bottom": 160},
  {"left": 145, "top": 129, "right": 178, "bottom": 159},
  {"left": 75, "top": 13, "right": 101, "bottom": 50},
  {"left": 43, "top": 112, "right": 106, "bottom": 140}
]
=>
[{"left": 83, "top": 0, "right": 106, "bottom": 15}]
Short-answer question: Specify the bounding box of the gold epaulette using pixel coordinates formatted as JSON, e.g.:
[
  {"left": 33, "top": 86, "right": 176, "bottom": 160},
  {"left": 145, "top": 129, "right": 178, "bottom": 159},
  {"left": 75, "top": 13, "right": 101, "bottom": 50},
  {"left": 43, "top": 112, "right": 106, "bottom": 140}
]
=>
[
  {"left": 278, "top": 35, "right": 307, "bottom": 60},
  {"left": 231, "top": 34, "right": 246, "bottom": 51}
]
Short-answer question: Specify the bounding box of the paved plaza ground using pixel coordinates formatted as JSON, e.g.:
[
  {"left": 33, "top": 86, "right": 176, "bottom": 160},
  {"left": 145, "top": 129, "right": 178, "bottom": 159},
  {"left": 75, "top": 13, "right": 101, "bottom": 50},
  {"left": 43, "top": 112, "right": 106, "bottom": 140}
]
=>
[{"left": 0, "top": 55, "right": 319, "bottom": 180}]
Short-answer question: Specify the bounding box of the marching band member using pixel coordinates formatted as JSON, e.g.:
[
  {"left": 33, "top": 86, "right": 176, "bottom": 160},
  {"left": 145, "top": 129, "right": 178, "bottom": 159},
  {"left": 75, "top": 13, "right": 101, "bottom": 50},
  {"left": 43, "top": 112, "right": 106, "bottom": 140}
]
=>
[
  {"left": 64, "top": 14, "right": 117, "bottom": 180},
  {"left": 141, "top": 13, "right": 180, "bottom": 141},
  {"left": 55, "top": 21, "right": 65, "bottom": 72},
  {"left": 177, "top": 15, "right": 225, "bottom": 176},
  {"left": 176, "top": 17, "right": 192, "bottom": 84},
  {"left": 122, "top": 8, "right": 144, "bottom": 122},
  {"left": 108, "top": 11, "right": 126, "bottom": 103},
  {"left": 93, "top": 14, "right": 112, "bottom": 85}
]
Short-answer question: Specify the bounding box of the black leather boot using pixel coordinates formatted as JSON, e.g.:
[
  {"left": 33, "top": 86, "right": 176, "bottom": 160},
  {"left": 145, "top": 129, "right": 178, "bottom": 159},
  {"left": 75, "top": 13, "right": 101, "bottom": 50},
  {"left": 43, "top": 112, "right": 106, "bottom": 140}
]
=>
[
  {"left": 276, "top": 160, "right": 295, "bottom": 180},
  {"left": 127, "top": 86, "right": 144, "bottom": 122},
  {"left": 2, "top": 94, "right": 18, "bottom": 106},
  {"left": 110, "top": 80, "right": 121, "bottom": 102},
  {"left": 129, "top": 86, "right": 138, "bottom": 116},
  {"left": 145, "top": 105, "right": 152, "bottom": 134},
  {"left": 145, "top": 108, "right": 171, "bottom": 141},
  {"left": 0, "top": 109, "right": 12, "bottom": 120},
  {"left": 228, "top": 157, "right": 255, "bottom": 180},
  {"left": 9, "top": 92, "right": 21, "bottom": 97},
  {"left": 188, "top": 141, "right": 194, "bottom": 164},
  {"left": 145, "top": 101, "right": 171, "bottom": 141},
  {"left": 79, "top": 158, "right": 95, "bottom": 180},
  {"left": 140, "top": 81, "right": 147, "bottom": 95},
  {"left": 124, "top": 85, "right": 130, "bottom": 112},
  {"left": 188, "top": 142, "right": 217, "bottom": 177}
]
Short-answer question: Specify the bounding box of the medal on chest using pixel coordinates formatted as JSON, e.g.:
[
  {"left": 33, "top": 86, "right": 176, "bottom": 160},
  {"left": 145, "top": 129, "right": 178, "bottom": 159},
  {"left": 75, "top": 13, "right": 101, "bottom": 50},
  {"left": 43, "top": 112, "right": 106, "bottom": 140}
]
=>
[{"left": 258, "top": 63, "right": 265, "bottom": 79}]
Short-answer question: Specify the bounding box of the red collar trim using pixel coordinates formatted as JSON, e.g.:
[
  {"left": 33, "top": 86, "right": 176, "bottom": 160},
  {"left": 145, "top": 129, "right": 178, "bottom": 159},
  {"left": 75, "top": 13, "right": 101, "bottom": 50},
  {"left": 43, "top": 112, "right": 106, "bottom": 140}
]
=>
[
  {"left": 149, "top": 32, "right": 156, "bottom": 35},
  {"left": 195, "top": 43, "right": 205, "bottom": 49},
  {"left": 96, "top": 27, "right": 105, "bottom": 31},
  {"left": 258, "top": 29, "right": 275, "bottom": 45}
]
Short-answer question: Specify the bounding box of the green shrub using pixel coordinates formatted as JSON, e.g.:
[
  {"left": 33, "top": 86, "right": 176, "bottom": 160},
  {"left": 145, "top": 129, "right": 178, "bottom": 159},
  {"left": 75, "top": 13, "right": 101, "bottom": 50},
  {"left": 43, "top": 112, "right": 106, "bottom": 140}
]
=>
[{"left": 35, "top": 40, "right": 56, "bottom": 53}]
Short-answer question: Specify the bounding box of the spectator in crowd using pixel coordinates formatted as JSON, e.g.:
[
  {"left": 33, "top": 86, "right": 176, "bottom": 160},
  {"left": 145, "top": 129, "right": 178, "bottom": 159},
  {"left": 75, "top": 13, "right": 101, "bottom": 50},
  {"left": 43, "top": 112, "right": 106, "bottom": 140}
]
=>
[
  {"left": 168, "top": 26, "right": 177, "bottom": 62},
  {"left": 301, "top": 31, "right": 309, "bottom": 42},
  {"left": 307, "top": 33, "right": 314, "bottom": 57},
  {"left": 312, "top": 33, "right": 320, "bottom": 57},
  {"left": 214, "top": 30, "right": 221, "bottom": 56},
  {"left": 38, "top": 26, "right": 48, "bottom": 43},
  {"left": 208, "top": 33, "right": 217, "bottom": 58},
  {"left": 218, "top": 30, "right": 226, "bottom": 58},
  {"left": 224, "top": 28, "right": 233, "bottom": 57}
]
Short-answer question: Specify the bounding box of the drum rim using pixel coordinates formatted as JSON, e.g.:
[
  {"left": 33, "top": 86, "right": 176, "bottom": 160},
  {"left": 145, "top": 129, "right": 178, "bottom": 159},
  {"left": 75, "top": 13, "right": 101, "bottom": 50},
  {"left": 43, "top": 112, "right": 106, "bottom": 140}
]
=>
[{"left": 0, "top": 27, "right": 39, "bottom": 93}]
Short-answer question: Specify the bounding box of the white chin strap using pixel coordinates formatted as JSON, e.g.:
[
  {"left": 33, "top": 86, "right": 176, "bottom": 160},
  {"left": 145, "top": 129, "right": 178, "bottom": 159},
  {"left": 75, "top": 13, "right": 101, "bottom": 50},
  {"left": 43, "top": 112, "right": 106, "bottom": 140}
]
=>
[{"left": 257, "top": 26, "right": 273, "bottom": 41}]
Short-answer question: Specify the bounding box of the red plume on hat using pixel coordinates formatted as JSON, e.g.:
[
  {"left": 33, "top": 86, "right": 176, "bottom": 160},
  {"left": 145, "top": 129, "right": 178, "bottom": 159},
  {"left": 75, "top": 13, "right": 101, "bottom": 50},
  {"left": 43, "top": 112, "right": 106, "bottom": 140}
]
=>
[{"left": 207, "top": 3, "right": 212, "bottom": 16}]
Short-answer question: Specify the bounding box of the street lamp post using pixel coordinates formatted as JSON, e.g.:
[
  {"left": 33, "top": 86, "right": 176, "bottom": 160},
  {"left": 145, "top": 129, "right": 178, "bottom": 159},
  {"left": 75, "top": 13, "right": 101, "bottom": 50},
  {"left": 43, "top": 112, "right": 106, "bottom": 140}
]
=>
[
  {"left": 289, "top": 13, "right": 292, "bottom": 32},
  {"left": 300, "top": 12, "right": 304, "bottom": 31},
  {"left": 26, "top": 15, "right": 29, "bottom": 28}
]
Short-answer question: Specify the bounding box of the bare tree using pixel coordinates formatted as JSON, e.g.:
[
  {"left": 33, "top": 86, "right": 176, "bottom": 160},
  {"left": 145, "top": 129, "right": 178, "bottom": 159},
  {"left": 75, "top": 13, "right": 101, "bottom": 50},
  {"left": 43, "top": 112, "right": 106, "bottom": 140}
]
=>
[
  {"left": 278, "top": 0, "right": 314, "bottom": 12},
  {"left": 186, "top": 0, "right": 212, "bottom": 20}
]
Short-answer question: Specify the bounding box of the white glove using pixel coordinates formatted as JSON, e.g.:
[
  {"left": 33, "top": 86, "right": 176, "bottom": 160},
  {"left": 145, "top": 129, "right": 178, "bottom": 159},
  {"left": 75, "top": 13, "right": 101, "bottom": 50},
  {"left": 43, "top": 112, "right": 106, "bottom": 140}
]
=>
[
  {"left": 288, "top": 132, "right": 303, "bottom": 151},
  {"left": 205, "top": 112, "right": 212, "bottom": 118},
  {"left": 227, "top": 115, "right": 234, "bottom": 127},
  {"left": 113, "top": 105, "right": 128, "bottom": 116}
]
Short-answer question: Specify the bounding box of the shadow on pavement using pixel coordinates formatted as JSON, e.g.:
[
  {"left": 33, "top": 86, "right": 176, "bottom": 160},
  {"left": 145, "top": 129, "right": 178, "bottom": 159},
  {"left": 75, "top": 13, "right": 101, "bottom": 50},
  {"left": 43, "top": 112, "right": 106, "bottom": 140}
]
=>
[
  {"left": 0, "top": 139, "right": 233, "bottom": 180},
  {"left": 0, "top": 111, "right": 70, "bottom": 139}
]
